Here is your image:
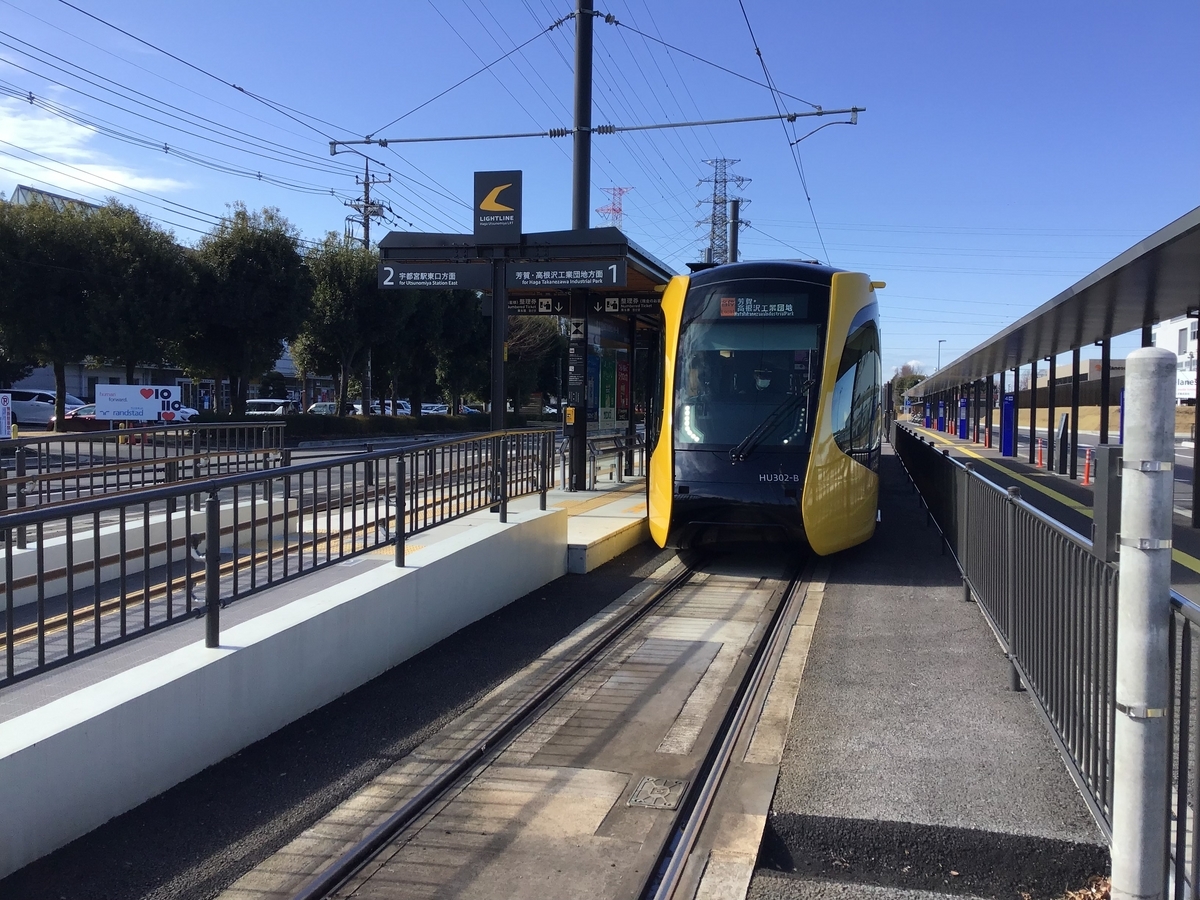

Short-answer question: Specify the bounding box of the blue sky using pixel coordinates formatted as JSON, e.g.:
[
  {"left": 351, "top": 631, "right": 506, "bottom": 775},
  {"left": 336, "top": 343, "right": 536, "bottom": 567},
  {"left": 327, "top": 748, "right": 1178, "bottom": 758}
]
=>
[{"left": 0, "top": 0, "right": 1195, "bottom": 375}]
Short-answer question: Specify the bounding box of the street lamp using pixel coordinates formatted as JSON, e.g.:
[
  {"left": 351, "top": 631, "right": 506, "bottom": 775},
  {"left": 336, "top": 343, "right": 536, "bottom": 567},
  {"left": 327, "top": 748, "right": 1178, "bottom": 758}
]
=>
[{"left": 937, "top": 339, "right": 946, "bottom": 371}]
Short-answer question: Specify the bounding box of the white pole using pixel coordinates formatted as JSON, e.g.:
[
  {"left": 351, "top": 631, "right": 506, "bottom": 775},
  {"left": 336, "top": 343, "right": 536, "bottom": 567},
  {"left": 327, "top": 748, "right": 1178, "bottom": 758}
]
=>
[{"left": 1111, "top": 346, "right": 1175, "bottom": 900}]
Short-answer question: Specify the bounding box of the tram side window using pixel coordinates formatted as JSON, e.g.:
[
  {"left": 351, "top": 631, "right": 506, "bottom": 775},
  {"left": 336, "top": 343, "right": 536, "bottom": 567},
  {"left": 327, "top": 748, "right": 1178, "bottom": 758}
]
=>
[{"left": 831, "top": 321, "right": 880, "bottom": 459}]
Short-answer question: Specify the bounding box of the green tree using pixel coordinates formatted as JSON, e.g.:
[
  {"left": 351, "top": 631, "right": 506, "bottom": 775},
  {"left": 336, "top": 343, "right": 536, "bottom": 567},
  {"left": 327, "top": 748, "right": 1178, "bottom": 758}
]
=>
[
  {"left": 301, "top": 235, "right": 384, "bottom": 416},
  {"left": 0, "top": 198, "right": 97, "bottom": 427},
  {"left": 434, "top": 291, "right": 489, "bottom": 411},
  {"left": 87, "top": 203, "right": 190, "bottom": 383},
  {"left": 892, "top": 363, "right": 926, "bottom": 410},
  {"left": 258, "top": 370, "right": 288, "bottom": 399},
  {"left": 176, "top": 205, "right": 311, "bottom": 417},
  {"left": 506, "top": 316, "right": 563, "bottom": 412}
]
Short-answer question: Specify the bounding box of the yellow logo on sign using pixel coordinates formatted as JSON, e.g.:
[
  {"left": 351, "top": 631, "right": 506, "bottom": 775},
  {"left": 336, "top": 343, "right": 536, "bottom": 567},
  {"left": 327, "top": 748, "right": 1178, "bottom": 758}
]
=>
[{"left": 480, "top": 184, "right": 515, "bottom": 212}]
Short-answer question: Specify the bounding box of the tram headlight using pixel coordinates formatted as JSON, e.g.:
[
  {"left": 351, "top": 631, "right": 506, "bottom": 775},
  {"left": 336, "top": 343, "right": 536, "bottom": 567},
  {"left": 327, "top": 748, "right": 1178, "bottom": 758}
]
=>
[{"left": 682, "top": 405, "right": 703, "bottom": 443}]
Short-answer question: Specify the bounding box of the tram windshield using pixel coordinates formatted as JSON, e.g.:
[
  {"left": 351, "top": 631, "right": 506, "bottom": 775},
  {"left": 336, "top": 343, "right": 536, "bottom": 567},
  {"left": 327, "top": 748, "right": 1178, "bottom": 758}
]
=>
[{"left": 674, "top": 281, "right": 825, "bottom": 452}]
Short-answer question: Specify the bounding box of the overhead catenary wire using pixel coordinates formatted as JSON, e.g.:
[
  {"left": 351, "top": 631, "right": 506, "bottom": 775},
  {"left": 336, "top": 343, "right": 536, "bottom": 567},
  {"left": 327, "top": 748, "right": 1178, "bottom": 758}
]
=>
[
  {"left": 0, "top": 82, "right": 356, "bottom": 197},
  {"left": 736, "top": 0, "right": 832, "bottom": 264},
  {"left": 46, "top": 0, "right": 473, "bottom": 221}
]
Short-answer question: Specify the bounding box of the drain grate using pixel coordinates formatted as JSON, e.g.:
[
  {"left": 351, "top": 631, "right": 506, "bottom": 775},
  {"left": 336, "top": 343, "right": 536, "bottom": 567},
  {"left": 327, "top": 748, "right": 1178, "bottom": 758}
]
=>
[{"left": 627, "top": 776, "right": 689, "bottom": 809}]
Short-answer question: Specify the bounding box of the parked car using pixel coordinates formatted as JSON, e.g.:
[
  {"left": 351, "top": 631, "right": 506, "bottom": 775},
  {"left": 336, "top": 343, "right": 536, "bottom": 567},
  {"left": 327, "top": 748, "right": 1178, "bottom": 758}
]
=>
[
  {"left": 421, "top": 403, "right": 449, "bottom": 415},
  {"left": 307, "top": 401, "right": 337, "bottom": 415},
  {"left": 245, "top": 399, "right": 300, "bottom": 416},
  {"left": 49, "top": 403, "right": 199, "bottom": 431},
  {"left": 9, "top": 390, "right": 86, "bottom": 427}
]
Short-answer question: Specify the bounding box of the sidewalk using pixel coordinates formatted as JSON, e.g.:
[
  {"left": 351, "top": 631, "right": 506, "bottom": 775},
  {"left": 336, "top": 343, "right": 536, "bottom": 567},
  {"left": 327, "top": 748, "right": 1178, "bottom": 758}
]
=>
[{"left": 748, "top": 445, "right": 1108, "bottom": 899}]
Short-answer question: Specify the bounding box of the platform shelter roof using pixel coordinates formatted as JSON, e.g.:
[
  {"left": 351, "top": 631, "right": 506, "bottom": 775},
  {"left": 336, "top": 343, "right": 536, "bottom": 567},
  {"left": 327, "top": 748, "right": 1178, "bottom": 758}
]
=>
[{"left": 907, "top": 205, "right": 1200, "bottom": 399}]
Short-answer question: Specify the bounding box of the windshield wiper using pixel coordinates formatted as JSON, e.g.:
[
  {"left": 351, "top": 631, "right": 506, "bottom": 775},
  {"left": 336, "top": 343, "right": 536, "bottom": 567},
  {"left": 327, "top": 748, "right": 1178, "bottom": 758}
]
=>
[{"left": 729, "top": 379, "right": 815, "bottom": 463}]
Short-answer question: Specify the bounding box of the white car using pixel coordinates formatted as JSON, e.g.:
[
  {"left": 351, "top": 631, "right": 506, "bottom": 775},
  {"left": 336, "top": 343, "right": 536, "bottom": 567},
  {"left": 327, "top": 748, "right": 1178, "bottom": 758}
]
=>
[
  {"left": 9, "top": 390, "right": 86, "bottom": 427},
  {"left": 244, "top": 399, "right": 300, "bottom": 416}
]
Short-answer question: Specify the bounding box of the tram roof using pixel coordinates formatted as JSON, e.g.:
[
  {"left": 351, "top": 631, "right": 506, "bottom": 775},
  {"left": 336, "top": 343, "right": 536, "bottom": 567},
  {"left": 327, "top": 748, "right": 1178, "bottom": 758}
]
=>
[{"left": 907, "top": 205, "right": 1200, "bottom": 399}]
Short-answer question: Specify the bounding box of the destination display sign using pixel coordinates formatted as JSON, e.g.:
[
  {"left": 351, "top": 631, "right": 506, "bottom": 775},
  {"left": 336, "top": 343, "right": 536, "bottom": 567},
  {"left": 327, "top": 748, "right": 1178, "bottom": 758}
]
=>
[
  {"left": 378, "top": 263, "right": 491, "bottom": 291},
  {"left": 590, "top": 295, "right": 660, "bottom": 314},
  {"left": 717, "top": 294, "right": 809, "bottom": 318},
  {"left": 507, "top": 296, "right": 567, "bottom": 315},
  {"left": 506, "top": 259, "right": 626, "bottom": 289}
]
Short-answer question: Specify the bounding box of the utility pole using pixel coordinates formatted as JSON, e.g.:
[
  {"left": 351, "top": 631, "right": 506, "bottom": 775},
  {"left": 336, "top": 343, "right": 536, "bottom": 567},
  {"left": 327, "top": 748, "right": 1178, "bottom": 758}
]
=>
[
  {"left": 728, "top": 198, "right": 749, "bottom": 263},
  {"left": 700, "top": 159, "right": 749, "bottom": 265},
  {"left": 345, "top": 159, "right": 390, "bottom": 415},
  {"left": 568, "top": 0, "right": 594, "bottom": 490}
]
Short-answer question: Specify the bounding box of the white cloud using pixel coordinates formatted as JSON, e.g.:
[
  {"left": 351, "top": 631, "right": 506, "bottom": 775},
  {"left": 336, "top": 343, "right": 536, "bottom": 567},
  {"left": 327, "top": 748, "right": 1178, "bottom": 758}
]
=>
[{"left": 0, "top": 98, "right": 188, "bottom": 200}]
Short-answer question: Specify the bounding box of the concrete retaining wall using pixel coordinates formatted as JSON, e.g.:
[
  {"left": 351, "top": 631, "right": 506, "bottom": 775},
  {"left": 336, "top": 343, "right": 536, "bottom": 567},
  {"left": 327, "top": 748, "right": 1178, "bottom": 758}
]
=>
[{"left": 0, "top": 506, "right": 566, "bottom": 878}]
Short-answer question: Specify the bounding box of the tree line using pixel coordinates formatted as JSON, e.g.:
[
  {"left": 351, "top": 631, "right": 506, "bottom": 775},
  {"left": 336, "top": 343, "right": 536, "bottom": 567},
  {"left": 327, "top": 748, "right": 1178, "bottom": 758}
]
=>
[{"left": 0, "top": 198, "right": 563, "bottom": 425}]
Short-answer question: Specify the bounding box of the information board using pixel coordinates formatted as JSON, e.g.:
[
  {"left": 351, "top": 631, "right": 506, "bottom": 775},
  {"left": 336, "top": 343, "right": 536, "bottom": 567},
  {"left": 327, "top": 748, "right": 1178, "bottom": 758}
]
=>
[
  {"left": 507, "top": 296, "right": 567, "bottom": 315},
  {"left": 506, "top": 260, "right": 625, "bottom": 289},
  {"left": 0, "top": 394, "right": 10, "bottom": 434},
  {"left": 591, "top": 295, "right": 660, "bottom": 314},
  {"left": 378, "top": 263, "right": 491, "bottom": 291}
]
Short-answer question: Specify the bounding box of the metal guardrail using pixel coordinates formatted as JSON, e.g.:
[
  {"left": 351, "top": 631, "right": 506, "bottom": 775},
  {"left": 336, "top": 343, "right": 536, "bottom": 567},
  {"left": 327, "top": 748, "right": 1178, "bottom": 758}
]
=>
[
  {"left": 895, "top": 420, "right": 1200, "bottom": 890},
  {"left": 585, "top": 433, "right": 645, "bottom": 490},
  {"left": 893, "top": 423, "right": 1119, "bottom": 835},
  {"left": 0, "top": 428, "right": 555, "bottom": 687},
  {"left": 0, "top": 422, "right": 286, "bottom": 507}
]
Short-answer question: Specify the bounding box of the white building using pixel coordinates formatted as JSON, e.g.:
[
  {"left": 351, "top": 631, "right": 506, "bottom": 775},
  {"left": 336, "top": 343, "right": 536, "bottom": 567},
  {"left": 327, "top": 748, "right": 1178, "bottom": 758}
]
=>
[{"left": 1151, "top": 315, "right": 1197, "bottom": 403}]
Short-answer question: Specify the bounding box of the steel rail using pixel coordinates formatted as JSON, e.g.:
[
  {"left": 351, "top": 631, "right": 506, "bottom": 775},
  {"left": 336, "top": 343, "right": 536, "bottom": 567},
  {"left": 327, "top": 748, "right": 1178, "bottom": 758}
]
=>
[
  {"left": 641, "top": 566, "right": 808, "bottom": 900},
  {"left": 288, "top": 562, "right": 699, "bottom": 900}
]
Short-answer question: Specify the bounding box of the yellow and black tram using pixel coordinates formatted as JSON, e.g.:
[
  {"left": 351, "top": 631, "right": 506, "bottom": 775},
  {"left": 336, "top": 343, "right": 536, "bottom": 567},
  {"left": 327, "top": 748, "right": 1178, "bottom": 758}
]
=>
[{"left": 647, "top": 260, "right": 883, "bottom": 555}]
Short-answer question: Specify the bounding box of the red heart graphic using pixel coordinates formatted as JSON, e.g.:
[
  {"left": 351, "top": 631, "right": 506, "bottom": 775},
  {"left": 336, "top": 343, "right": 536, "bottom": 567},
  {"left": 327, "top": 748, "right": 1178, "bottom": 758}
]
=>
[
  {"left": 161, "top": 411, "right": 175, "bottom": 421},
  {"left": 140, "top": 388, "right": 154, "bottom": 399}
]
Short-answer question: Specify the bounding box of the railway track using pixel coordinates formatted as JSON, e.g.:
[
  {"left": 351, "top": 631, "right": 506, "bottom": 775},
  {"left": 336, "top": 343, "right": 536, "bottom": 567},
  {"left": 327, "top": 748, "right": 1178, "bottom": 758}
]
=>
[{"left": 218, "top": 551, "right": 813, "bottom": 900}]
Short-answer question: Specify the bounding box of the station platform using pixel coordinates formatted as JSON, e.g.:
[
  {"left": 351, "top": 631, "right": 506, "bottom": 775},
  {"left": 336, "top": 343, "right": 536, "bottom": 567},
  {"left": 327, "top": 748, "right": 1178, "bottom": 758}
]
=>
[
  {"left": 0, "top": 449, "right": 1112, "bottom": 898},
  {"left": 903, "top": 421, "right": 1200, "bottom": 604},
  {"left": 747, "top": 445, "right": 1107, "bottom": 899}
]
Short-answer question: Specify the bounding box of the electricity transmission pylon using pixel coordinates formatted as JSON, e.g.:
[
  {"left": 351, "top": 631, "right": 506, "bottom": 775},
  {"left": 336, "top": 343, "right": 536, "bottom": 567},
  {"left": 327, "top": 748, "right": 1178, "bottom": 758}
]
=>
[
  {"left": 596, "top": 186, "right": 633, "bottom": 229},
  {"left": 699, "top": 159, "right": 750, "bottom": 264}
]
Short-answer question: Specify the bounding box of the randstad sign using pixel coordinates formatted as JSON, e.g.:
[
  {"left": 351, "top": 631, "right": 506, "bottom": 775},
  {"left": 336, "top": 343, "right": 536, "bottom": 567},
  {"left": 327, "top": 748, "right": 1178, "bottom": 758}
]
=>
[{"left": 473, "top": 170, "right": 522, "bottom": 245}]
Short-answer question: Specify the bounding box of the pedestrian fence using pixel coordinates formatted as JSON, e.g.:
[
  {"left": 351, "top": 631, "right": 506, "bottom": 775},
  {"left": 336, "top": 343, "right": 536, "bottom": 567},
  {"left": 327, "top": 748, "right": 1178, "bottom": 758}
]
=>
[
  {"left": 0, "top": 422, "right": 286, "bottom": 509},
  {"left": 893, "top": 422, "right": 1200, "bottom": 893},
  {"left": 554, "top": 432, "right": 646, "bottom": 490},
  {"left": 0, "top": 428, "right": 555, "bottom": 688}
]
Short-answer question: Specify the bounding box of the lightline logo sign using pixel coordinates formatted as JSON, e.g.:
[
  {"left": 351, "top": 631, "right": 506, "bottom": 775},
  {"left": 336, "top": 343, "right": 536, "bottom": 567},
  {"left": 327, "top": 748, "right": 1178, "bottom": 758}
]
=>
[{"left": 473, "top": 170, "right": 522, "bottom": 245}]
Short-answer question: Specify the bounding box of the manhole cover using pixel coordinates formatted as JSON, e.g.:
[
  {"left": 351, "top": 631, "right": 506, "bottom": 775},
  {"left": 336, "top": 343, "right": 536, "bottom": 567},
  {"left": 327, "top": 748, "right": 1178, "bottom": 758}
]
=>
[{"left": 627, "top": 776, "right": 689, "bottom": 809}]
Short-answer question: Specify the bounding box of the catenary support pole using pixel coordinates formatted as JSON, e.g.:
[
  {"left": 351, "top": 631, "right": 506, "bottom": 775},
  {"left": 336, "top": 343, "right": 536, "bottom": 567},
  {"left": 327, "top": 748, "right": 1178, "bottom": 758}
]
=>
[
  {"left": 568, "top": 0, "right": 594, "bottom": 490},
  {"left": 729, "top": 198, "right": 740, "bottom": 262},
  {"left": 1110, "top": 346, "right": 1174, "bottom": 900},
  {"left": 490, "top": 257, "right": 507, "bottom": 434}
]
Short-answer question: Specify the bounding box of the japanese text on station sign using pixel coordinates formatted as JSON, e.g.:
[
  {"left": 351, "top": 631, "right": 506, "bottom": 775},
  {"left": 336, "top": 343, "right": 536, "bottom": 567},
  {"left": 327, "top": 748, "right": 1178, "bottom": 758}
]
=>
[
  {"left": 378, "top": 263, "right": 491, "bottom": 291},
  {"left": 506, "top": 260, "right": 626, "bottom": 289}
]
